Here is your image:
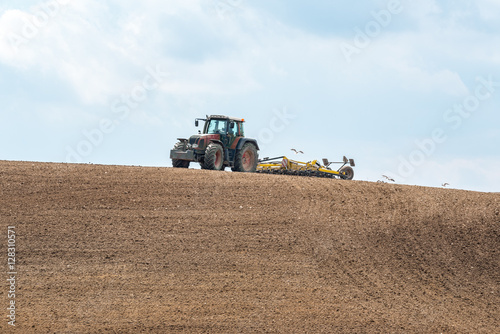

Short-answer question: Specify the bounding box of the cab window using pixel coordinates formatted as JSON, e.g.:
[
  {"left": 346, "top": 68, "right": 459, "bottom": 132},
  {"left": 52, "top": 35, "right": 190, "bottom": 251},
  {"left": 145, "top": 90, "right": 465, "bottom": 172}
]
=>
[
  {"left": 206, "top": 119, "right": 228, "bottom": 134},
  {"left": 228, "top": 122, "right": 238, "bottom": 136},
  {"left": 238, "top": 122, "right": 244, "bottom": 136}
]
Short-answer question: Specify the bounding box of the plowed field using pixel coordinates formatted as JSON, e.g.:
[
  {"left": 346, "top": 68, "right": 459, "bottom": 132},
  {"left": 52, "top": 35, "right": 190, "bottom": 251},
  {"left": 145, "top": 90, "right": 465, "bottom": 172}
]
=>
[{"left": 1, "top": 161, "right": 499, "bottom": 333}]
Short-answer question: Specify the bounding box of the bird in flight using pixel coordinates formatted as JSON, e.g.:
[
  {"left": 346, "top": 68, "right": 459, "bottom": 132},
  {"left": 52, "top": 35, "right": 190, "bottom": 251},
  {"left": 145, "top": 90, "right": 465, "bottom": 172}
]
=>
[
  {"left": 442, "top": 183, "right": 449, "bottom": 187},
  {"left": 382, "top": 175, "right": 395, "bottom": 182},
  {"left": 291, "top": 149, "right": 304, "bottom": 154}
]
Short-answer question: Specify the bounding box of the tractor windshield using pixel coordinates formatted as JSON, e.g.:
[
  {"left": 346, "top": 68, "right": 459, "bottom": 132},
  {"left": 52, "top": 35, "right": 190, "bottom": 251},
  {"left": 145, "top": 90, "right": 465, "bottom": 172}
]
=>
[{"left": 206, "top": 119, "right": 228, "bottom": 134}]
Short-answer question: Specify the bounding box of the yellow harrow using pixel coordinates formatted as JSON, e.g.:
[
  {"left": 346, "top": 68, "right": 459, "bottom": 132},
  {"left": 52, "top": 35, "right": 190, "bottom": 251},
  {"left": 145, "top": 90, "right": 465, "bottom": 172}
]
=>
[{"left": 257, "top": 156, "right": 355, "bottom": 180}]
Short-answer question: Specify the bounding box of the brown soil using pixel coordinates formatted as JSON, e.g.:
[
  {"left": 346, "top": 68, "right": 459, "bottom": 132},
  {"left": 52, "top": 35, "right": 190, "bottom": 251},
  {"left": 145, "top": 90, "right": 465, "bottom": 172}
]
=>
[{"left": 1, "top": 161, "right": 499, "bottom": 333}]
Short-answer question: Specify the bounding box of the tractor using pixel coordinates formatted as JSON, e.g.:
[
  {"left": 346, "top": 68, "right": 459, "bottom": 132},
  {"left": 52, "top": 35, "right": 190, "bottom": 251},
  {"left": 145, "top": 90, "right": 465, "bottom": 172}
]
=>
[{"left": 170, "top": 115, "right": 259, "bottom": 172}]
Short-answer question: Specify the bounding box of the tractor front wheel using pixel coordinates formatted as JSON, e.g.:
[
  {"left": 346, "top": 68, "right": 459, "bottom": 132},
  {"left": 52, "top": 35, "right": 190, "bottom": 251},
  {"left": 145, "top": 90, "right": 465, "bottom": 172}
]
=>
[
  {"left": 233, "top": 143, "right": 258, "bottom": 172},
  {"left": 202, "top": 143, "right": 224, "bottom": 170},
  {"left": 171, "top": 141, "right": 190, "bottom": 168}
]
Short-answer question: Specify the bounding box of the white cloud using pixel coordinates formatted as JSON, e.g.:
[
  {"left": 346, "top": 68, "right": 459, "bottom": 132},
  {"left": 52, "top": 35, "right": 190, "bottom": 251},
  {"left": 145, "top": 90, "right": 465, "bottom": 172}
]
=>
[
  {"left": 0, "top": 0, "right": 494, "bottom": 107},
  {"left": 383, "top": 59, "right": 469, "bottom": 96},
  {"left": 404, "top": 0, "right": 442, "bottom": 23},
  {"left": 0, "top": 9, "right": 39, "bottom": 67},
  {"left": 0, "top": 0, "right": 266, "bottom": 105},
  {"left": 476, "top": 0, "right": 500, "bottom": 21},
  {"left": 0, "top": 2, "right": 125, "bottom": 103}
]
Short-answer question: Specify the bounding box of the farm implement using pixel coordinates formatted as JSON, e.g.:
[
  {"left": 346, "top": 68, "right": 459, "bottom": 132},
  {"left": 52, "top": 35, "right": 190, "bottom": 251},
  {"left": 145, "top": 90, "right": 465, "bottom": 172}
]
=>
[
  {"left": 170, "top": 115, "right": 355, "bottom": 180},
  {"left": 257, "top": 156, "right": 355, "bottom": 180}
]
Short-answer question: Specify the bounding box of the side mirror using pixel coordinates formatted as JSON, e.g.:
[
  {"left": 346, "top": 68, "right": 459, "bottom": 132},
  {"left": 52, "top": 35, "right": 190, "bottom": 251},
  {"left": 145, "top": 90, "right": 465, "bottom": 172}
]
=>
[
  {"left": 195, "top": 120, "right": 199, "bottom": 127},
  {"left": 229, "top": 122, "right": 235, "bottom": 129},
  {"left": 343, "top": 156, "right": 348, "bottom": 164}
]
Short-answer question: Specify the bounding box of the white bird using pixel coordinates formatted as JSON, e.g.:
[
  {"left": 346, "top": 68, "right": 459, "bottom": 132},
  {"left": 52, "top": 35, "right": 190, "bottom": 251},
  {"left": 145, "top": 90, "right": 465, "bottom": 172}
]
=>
[
  {"left": 291, "top": 148, "right": 304, "bottom": 154},
  {"left": 382, "top": 175, "right": 395, "bottom": 182},
  {"left": 442, "top": 183, "right": 450, "bottom": 187}
]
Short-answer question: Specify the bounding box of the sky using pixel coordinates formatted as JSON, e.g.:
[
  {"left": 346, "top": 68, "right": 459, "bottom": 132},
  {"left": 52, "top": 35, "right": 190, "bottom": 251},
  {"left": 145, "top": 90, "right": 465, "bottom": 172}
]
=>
[{"left": 0, "top": 0, "right": 499, "bottom": 192}]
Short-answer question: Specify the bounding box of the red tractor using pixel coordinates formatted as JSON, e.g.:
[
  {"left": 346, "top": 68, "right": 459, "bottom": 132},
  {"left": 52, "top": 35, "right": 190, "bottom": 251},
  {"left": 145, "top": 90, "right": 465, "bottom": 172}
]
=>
[{"left": 170, "top": 115, "right": 259, "bottom": 172}]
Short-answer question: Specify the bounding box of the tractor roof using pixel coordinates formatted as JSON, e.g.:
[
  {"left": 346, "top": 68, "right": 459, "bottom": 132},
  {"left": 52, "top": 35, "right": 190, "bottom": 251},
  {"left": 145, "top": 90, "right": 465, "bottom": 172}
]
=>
[{"left": 208, "top": 115, "right": 245, "bottom": 122}]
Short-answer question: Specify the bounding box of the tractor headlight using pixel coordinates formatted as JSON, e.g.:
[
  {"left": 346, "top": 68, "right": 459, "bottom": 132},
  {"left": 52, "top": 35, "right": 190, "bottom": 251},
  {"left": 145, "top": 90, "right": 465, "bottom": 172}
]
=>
[{"left": 192, "top": 144, "right": 199, "bottom": 149}]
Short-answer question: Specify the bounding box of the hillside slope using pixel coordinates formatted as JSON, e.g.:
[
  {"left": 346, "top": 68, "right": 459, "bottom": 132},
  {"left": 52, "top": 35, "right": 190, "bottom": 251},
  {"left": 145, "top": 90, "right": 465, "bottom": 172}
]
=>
[{"left": 1, "top": 161, "right": 499, "bottom": 333}]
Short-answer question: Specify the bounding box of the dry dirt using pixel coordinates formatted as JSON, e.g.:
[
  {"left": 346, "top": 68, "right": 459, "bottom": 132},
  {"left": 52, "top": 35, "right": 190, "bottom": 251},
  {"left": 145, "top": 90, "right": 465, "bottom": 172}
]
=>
[{"left": 0, "top": 160, "right": 499, "bottom": 333}]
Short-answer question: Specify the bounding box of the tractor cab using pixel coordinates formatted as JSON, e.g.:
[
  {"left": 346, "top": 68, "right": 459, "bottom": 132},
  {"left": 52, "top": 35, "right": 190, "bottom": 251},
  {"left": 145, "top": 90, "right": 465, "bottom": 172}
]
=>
[
  {"left": 197, "top": 116, "right": 245, "bottom": 136},
  {"left": 195, "top": 116, "right": 245, "bottom": 150}
]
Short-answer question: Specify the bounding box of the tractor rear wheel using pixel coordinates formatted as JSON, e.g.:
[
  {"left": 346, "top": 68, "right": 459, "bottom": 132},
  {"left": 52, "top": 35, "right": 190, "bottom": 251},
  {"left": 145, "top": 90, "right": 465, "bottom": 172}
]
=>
[
  {"left": 202, "top": 143, "right": 224, "bottom": 170},
  {"left": 339, "top": 166, "right": 354, "bottom": 180},
  {"left": 171, "top": 141, "right": 190, "bottom": 168},
  {"left": 233, "top": 143, "right": 258, "bottom": 172}
]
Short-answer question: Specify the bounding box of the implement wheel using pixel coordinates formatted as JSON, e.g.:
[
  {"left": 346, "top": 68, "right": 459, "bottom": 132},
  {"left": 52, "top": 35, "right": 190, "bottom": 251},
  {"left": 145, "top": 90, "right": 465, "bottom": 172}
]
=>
[{"left": 339, "top": 166, "right": 354, "bottom": 180}]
